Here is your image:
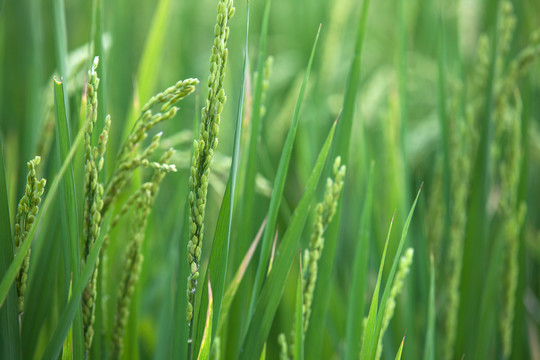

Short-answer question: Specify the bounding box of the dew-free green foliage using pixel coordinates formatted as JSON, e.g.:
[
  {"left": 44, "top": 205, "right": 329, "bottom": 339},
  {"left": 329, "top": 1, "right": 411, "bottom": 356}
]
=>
[{"left": 1, "top": 0, "right": 540, "bottom": 359}]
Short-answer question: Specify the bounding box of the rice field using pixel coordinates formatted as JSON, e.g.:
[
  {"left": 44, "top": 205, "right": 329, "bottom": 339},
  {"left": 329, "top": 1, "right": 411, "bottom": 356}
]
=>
[{"left": 0, "top": 0, "right": 539, "bottom": 359}]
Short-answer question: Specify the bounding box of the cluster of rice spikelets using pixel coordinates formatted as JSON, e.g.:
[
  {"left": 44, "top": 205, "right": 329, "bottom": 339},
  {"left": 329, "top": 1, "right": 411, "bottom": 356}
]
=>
[
  {"left": 14, "top": 156, "right": 46, "bottom": 315},
  {"left": 80, "top": 56, "right": 196, "bottom": 356},
  {"left": 103, "top": 78, "right": 198, "bottom": 215},
  {"left": 187, "top": 0, "right": 235, "bottom": 324},
  {"left": 302, "top": 156, "right": 346, "bottom": 331}
]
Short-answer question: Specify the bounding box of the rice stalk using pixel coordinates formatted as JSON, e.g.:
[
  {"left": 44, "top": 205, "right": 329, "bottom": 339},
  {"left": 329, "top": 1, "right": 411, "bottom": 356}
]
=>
[{"left": 186, "top": 0, "right": 235, "bottom": 326}]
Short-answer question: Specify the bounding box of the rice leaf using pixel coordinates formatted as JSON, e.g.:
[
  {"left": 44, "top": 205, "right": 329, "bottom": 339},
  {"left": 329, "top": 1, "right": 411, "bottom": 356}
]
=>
[
  {"left": 395, "top": 337, "right": 405, "bottom": 360},
  {"left": 197, "top": 280, "right": 214, "bottom": 360},
  {"left": 305, "top": 0, "right": 371, "bottom": 356},
  {"left": 53, "top": 77, "right": 84, "bottom": 360},
  {"left": 40, "top": 216, "right": 110, "bottom": 360},
  {"left": 294, "top": 259, "right": 304, "bottom": 360},
  {"left": 217, "top": 218, "right": 266, "bottom": 336},
  {"left": 239, "top": 119, "right": 337, "bottom": 360},
  {"left": 459, "top": 0, "right": 501, "bottom": 352},
  {"left": 237, "top": 0, "right": 271, "bottom": 248},
  {"left": 472, "top": 231, "right": 506, "bottom": 359},
  {"left": 344, "top": 162, "right": 374, "bottom": 360},
  {"left": 0, "top": 137, "right": 21, "bottom": 360},
  {"left": 122, "top": 0, "right": 172, "bottom": 140},
  {"left": 423, "top": 253, "right": 435, "bottom": 360},
  {"left": 248, "top": 23, "right": 321, "bottom": 318},
  {"left": 361, "top": 186, "right": 422, "bottom": 360},
  {"left": 0, "top": 118, "right": 88, "bottom": 308},
  {"left": 360, "top": 212, "right": 395, "bottom": 360}
]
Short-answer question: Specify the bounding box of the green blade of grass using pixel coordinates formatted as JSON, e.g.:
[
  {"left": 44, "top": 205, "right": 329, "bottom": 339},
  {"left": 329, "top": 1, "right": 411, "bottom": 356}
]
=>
[
  {"left": 121, "top": 0, "right": 172, "bottom": 141},
  {"left": 172, "top": 201, "right": 191, "bottom": 360},
  {"left": 228, "top": 0, "right": 271, "bottom": 350},
  {"left": 0, "top": 118, "right": 87, "bottom": 308},
  {"left": 360, "top": 212, "right": 396, "bottom": 360},
  {"left": 305, "top": 1, "right": 371, "bottom": 357},
  {"left": 472, "top": 230, "right": 505, "bottom": 359},
  {"left": 294, "top": 259, "right": 304, "bottom": 360},
  {"left": 53, "top": 77, "right": 84, "bottom": 360},
  {"left": 217, "top": 218, "right": 265, "bottom": 336},
  {"left": 192, "top": 4, "right": 250, "bottom": 356},
  {"left": 197, "top": 280, "right": 213, "bottom": 360},
  {"left": 423, "top": 253, "right": 435, "bottom": 360},
  {"left": 237, "top": 0, "right": 271, "bottom": 250},
  {"left": 458, "top": 0, "right": 501, "bottom": 354},
  {"left": 240, "top": 120, "right": 337, "bottom": 360},
  {"left": 0, "top": 137, "right": 21, "bottom": 360},
  {"left": 248, "top": 24, "right": 322, "bottom": 319},
  {"left": 344, "top": 162, "right": 374, "bottom": 360},
  {"left": 361, "top": 186, "right": 422, "bottom": 360},
  {"left": 40, "top": 216, "right": 110, "bottom": 360},
  {"left": 395, "top": 337, "right": 405, "bottom": 360}
]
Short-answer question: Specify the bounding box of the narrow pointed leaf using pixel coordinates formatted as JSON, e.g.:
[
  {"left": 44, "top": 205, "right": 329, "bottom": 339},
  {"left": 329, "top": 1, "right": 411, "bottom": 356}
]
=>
[
  {"left": 240, "top": 120, "right": 337, "bottom": 360},
  {"left": 0, "top": 137, "right": 21, "bottom": 360},
  {"left": 294, "top": 259, "right": 304, "bottom": 360},
  {"left": 53, "top": 77, "right": 84, "bottom": 360},
  {"left": 360, "top": 212, "right": 395, "bottom": 360},
  {"left": 361, "top": 186, "right": 422, "bottom": 360},
  {"left": 344, "top": 162, "right": 374, "bottom": 360},
  {"left": 423, "top": 254, "right": 435, "bottom": 360},
  {"left": 395, "top": 337, "right": 405, "bottom": 360},
  {"left": 249, "top": 24, "right": 322, "bottom": 318},
  {"left": 40, "top": 216, "right": 110, "bottom": 360},
  {"left": 0, "top": 120, "right": 87, "bottom": 307},
  {"left": 305, "top": 1, "right": 371, "bottom": 356},
  {"left": 217, "top": 218, "right": 266, "bottom": 336},
  {"left": 122, "top": 0, "right": 173, "bottom": 140},
  {"left": 197, "top": 280, "right": 214, "bottom": 360}
]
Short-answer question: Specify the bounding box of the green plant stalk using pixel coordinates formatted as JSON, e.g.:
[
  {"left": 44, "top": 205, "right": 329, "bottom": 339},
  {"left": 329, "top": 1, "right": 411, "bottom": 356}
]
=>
[
  {"left": 294, "top": 260, "right": 304, "bottom": 360},
  {"left": 240, "top": 121, "right": 336, "bottom": 360},
  {"left": 0, "top": 117, "right": 88, "bottom": 309},
  {"left": 0, "top": 137, "right": 22, "bottom": 360},
  {"left": 53, "top": 78, "right": 84, "bottom": 360},
  {"left": 458, "top": 0, "right": 501, "bottom": 354},
  {"left": 423, "top": 254, "right": 435, "bottom": 360},
  {"left": 193, "top": 2, "right": 249, "bottom": 356},
  {"left": 247, "top": 24, "right": 321, "bottom": 324},
  {"left": 305, "top": 0, "right": 371, "bottom": 357},
  {"left": 186, "top": 0, "right": 235, "bottom": 336},
  {"left": 344, "top": 163, "right": 374, "bottom": 360}
]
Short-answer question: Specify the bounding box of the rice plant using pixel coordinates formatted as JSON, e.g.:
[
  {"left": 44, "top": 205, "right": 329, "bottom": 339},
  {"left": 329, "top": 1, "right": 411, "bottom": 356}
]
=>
[{"left": 1, "top": 0, "right": 539, "bottom": 359}]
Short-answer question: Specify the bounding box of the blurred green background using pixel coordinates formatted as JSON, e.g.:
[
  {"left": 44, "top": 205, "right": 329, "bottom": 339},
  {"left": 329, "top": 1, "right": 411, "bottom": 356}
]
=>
[{"left": 1, "top": 0, "right": 540, "bottom": 359}]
